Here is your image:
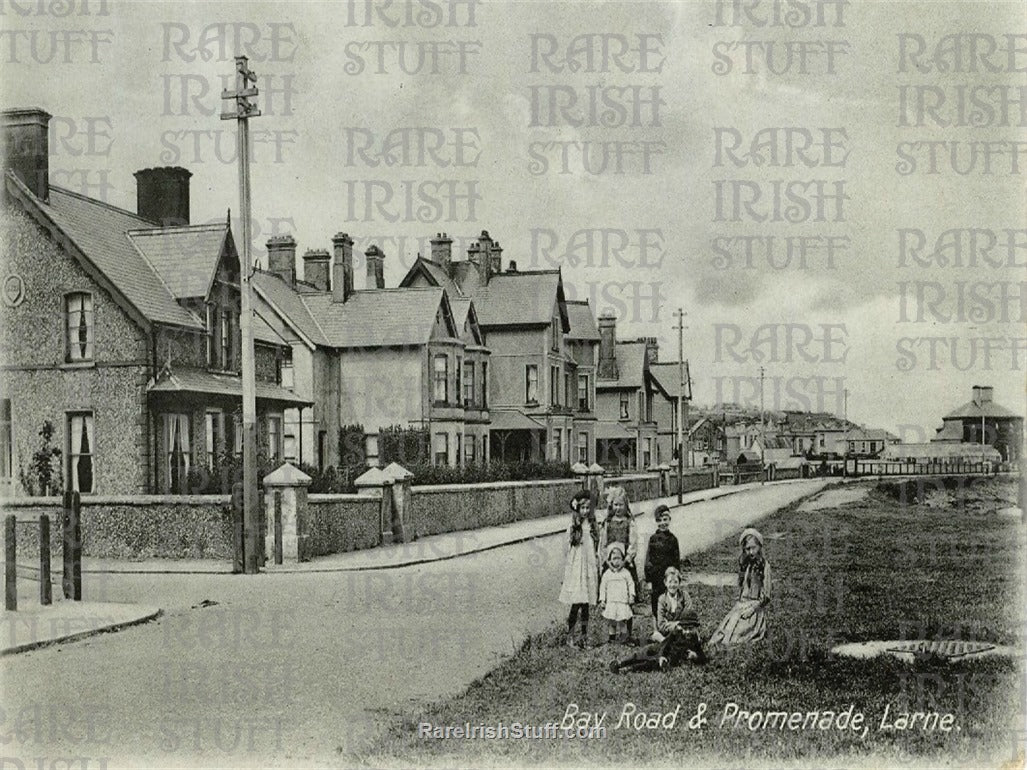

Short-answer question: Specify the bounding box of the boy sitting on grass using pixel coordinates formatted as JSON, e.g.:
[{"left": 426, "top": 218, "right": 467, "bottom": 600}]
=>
[{"left": 609, "top": 567, "right": 707, "bottom": 672}]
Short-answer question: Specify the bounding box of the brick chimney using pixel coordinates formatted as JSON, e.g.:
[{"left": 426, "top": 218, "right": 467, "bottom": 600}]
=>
[
  {"left": 642, "top": 337, "right": 659, "bottom": 365},
  {"left": 476, "top": 230, "right": 494, "bottom": 286},
  {"left": 972, "top": 385, "right": 993, "bottom": 405},
  {"left": 430, "top": 232, "right": 452, "bottom": 275},
  {"left": 266, "top": 235, "right": 297, "bottom": 285},
  {"left": 365, "top": 244, "right": 385, "bottom": 289},
  {"left": 490, "top": 239, "right": 503, "bottom": 277},
  {"left": 134, "top": 166, "right": 191, "bottom": 226},
  {"left": 2, "top": 108, "right": 51, "bottom": 201},
  {"left": 597, "top": 313, "right": 618, "bottom": 379},
  {"left": 332, "top": 232, "right": 354, "bottom": 302},
  {"left": 303, "top": 248, "right": 330, "bottom": 292}
]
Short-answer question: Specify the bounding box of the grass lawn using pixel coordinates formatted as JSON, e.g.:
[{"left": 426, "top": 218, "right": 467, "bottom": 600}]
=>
[{"left": 359, "top": 478, "right": 1025, "bottom": 768}]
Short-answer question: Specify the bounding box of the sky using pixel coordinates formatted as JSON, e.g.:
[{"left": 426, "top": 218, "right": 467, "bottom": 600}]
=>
[{"left": 3, "top": 0, "right": 1025, "bottom": 437}]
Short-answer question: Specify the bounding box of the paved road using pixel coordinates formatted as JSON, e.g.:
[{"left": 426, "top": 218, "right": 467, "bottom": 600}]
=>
[{"left": 0, "top": 480, "right": 827, "bottom": 768}]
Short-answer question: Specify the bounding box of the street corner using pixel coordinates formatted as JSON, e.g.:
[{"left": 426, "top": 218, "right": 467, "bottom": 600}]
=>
[{"left": 1, "top": 601, "right": 162, "bottom": 656}]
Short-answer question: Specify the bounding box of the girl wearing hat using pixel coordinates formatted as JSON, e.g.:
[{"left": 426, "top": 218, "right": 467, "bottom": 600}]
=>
[
  {"left": 708, "top": 527, "right": 771, "bottom": 646},
  {"left": 599, "top": 542, "right": 636, "bottom": 644},
  {"left": 559, "top": 490, "right": 600, "bottom": 648}
]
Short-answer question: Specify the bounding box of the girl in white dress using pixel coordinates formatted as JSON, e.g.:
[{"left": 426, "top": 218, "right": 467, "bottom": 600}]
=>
[
  {"left": 558, "top": 490, "right": 599, "bottom": 648},
  {"left": 599, "top": 542, "right": 636, "bottom": 644}
]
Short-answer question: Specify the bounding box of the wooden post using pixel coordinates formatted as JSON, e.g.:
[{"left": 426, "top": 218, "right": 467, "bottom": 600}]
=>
[
  {"left": 62, "top": 490, "right": 83, "bottom": 600},
  {"left": 231, "top": 481, "right": 245, "bottom": 574},
  {"left": 39, "top": 516, "right": 52, "bottom": 606},
  {"left": 68, "top": 491, "right": 82, "bottom": 601},
  {"left": 5, "top": 514, "right": 16, "bottom": 611}
]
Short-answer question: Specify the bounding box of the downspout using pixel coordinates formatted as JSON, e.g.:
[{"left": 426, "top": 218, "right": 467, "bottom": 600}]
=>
[{"left": 150, "top": 328, "right": 159, "bottom": 492}]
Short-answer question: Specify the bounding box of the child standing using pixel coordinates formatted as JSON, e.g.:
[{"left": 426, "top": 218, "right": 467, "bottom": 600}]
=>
[
  {"left": 708, "top": 527, "right": 771, "bottom": 646},
  {"left": 610, "top": 567, "right": 707, "bottom": 672},
  {"left": 644, "top": 504, "right": 680, "bottom": 621},
  {"left": 558, "top": 490, "right": 599, "bottom": 648},
  {"left": 599, "top": 542, "right": 636, "bottom": 644},
  {"left": 599, "top": 487, "right": 640, "bottom": 588}
]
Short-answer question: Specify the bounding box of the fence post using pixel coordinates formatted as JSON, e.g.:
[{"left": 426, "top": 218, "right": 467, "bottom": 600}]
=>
[
  {"left": 5, "top": 514, "right": 16, "bottom": 611},
  {"left": 62, "top": 490, "right": 82, "bottom": 601},
  {"left": 39, "top": 516, "right": 52, "bottom": 606}
]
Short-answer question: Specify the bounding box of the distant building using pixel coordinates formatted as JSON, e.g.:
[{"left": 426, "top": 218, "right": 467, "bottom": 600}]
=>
[
  {"left": 843, "top": 427, "right": 900, "bottom": 458},
  {"left": 931, "top": 386, "right": 1023, "bottom": 463},
  {"left": 882, "top": 442, "right": 1001, "bottom": 465}
]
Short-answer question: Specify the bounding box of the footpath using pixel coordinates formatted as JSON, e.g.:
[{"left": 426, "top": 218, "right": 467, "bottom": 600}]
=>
[
  {"left": 77, "top": 477, "right": 810, "bottom": 575},
  {"left": 1, "top": 477, "right": 835, "bottom": 656}
]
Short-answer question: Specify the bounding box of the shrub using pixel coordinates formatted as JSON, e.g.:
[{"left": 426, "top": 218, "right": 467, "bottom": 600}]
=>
[{"left": 18, "top": 420, "right": 62, "bottom": 496}]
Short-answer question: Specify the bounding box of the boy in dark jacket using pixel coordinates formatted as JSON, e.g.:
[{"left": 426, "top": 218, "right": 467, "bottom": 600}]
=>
[{"left": 643, "top": 505, "right": 680, "bottom": 619}]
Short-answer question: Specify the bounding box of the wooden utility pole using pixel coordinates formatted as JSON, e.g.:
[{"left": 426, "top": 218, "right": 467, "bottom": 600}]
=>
[
  {"left": 674, "top": 309, "right": 687, "bottom": 502},
  {"left": 759, "top": 365, "right": 766, "bottom": 485},
  {"left": 222, "top": 57, "right": 261, "bottom": 574}
]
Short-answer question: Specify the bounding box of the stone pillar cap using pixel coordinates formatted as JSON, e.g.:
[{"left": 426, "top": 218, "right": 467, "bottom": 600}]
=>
[
  {"left": 381, "top": 462, "right": 414, "bottom": 481},
  {"left": 262, "top": 462, "right": 312, "bottom": 487},
  {"left": 354, "top": 467, "right": 394, "bottom": 487},
  {"left": 588, "top": 463, "right": 605, "bottom": 474},
  {"left": 571, "top": 462, "right": 589, "bottom": 475}
]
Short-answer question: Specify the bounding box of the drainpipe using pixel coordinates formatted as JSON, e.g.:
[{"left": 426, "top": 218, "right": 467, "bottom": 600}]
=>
[{"left": 150, "top": 329, "right": 159, "bottom": 491}]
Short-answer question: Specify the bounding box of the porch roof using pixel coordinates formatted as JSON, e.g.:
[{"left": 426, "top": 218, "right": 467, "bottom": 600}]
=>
[
  {"left": 147, "top": 367, "right": 311, "bottom": 405},
  {"left": 595, "top": 421, "right": 634, "bottom": 440},
  {"left": 488, "top": 409, "right": 545, "bottom": 432}
]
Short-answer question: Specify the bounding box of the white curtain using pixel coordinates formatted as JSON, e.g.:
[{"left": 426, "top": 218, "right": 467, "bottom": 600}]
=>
[{"left": 69, "top": 414, "right": 83, "bottom": 490}]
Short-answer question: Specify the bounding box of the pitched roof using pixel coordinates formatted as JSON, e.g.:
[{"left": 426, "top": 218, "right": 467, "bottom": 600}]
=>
[
  {"left": 844, "top": 427, "right": 896, "bottom": 442},
  {"left": 127, "top": 224, "right": 228, "bottom": 300},
  {"left": 466, "top": 270, "right": 566, "bottom": 328},
  {"left": 944, "top": 399, "right": 1019, "bottom": 419},
  {"left": 147, "top": 366, "right": 310, "bottom": 405},
  {"left": 648, "top": 362, "right": 689, "bottom": 398},
  {"left": 7, "top": 174, "right": 203, "bottom": 329},
  {"left": 301, "top": 287, "right": 450, "bottom": 348},
  {"left": 252, "top": 271, "right": 330, "bottom": 347},
  {"left": 565, "top": 300, "right": 600, "bottom": 341},
  {"left": 597, "top": 340, "right": 647, "bottom": 389}
]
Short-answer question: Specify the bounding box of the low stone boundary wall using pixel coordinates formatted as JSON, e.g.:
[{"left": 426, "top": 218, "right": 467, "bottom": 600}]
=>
[
  {"left": 0, "top": 496, "right": 234, "bottom": 560},
  {"left": 0, "top": 469, "right": 716, "bottom": 560}
]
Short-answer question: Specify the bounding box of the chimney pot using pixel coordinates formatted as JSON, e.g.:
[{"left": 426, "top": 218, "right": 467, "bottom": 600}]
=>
[
  {"left": 1, "top": 108, "right": 51, "bottom": 202},
  {"left": 365, "top": 244, "right": 385, "bottom": 289},
  {"left": 302, "top": 247, "right": 331, "bottom": 292},
  {"left": 134, "top": 166, "right": 192, "bottom": 226},
  {"left": 266, "top": 234, "right": 297, "bottom": 285},
  {"left": 332, "top": 232, "right": 355, "bottom": 302},
  {"left": 430, "top": 231, "right": 453, "bottom": 276}
]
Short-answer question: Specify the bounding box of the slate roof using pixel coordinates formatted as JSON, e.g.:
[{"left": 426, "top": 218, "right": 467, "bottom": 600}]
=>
[
  {"left": 252, "top": 271, "right": 330, "bottom": 347},
  {"left": 597, "top": 340, "right": 646, "bottom": 389},
  {"left": 648, "top": 362, "right": 689, "bottom": 398},
  {"left": 302, "top": 287, "right": 450, "bottom": 348},
  {"left": 466, "top": 270, "right": 566, "bottom": 328},
  {"left": 844, "top": 427, "right": 897, "bottom": 442},
  {"left": 148, "top": 367, "right": 310, "bottom": 405},
  {"left": 565, "top": 300, "right": 600, "bottom": 341},
  {"left": 944, "top": 399, "right": 1019, "bottom": 419},
  {"left": 127, "top": 224, "right": 228, "bottom": 300},
  {"left": 7, "top": 175, "right": 204, "bottom": 329}
]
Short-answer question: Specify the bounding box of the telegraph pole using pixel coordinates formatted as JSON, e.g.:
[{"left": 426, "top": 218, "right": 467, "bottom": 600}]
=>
[
  {"left": 674, "top": 309, "right": 687, "bottom": 502},
  {"left": 759, "top": 365, "right": 766, "bottom": 485},
  {"left": 222, "top": 57, "right": 261, "bottom": 574},
  {"left": 843, "top": 388, "right": 849, "bottom": 421}
]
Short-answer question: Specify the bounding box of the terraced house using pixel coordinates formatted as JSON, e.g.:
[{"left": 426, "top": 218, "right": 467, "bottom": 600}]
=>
[
  {"left": 0, "top": 108, "right": 306, "bottom": 496},
  {"left": 400, "top": 230, "right": 599, "bottom": 464},
  {"left": 252, "top": 232, "right": 491, "bottom": 469}
]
